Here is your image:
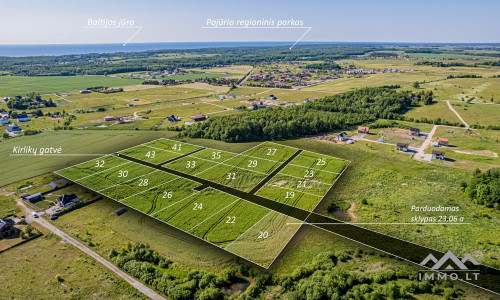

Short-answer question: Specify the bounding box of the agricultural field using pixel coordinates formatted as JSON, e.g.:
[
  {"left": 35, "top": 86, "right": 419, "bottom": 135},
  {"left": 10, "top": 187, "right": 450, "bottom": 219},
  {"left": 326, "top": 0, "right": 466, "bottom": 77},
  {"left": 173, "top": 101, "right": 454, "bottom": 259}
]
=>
[
  {"left": 0, "top": 233, "right": 143, "bottom": 299},
  {"left": 54, "top": 139, "right": 343, "bottom": 268},
  {"left": 421, "top": 77, "right": 500, "bottom": 103},
  {"left": 0, "top": 75, "right": 141, "bottom": 97},
  {"left": 0, "top": 130, "right": 171, "bottom": 187},
  {"left": 404, "top": 101, "right": 462, "bottom": 124},
  {"left": 448, "top": 102, "right": 500, "bottom": 127},
  {"left": 425, "top": 127, "right": 500, "bottom": 166}
]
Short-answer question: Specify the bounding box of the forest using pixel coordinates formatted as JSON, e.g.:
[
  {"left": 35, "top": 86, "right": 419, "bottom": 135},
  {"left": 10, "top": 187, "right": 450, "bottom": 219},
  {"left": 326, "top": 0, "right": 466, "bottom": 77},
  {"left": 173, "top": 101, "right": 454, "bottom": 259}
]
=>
[
  {"left": 462, "top": 168, "right": 500, "bottom": 209},
  {"left": 109, "top": 242, "right": 462, "bottom": 300},
  {"left": 181, "top": 87, "right": 413, "bottom": 142}
]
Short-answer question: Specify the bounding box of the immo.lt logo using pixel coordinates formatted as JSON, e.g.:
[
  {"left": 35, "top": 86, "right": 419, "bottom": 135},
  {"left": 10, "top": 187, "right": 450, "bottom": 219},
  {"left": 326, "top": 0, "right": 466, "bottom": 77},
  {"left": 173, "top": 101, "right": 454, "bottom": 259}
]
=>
[{"left": 419, "top": 251, "right": 480, "bottom": 281}]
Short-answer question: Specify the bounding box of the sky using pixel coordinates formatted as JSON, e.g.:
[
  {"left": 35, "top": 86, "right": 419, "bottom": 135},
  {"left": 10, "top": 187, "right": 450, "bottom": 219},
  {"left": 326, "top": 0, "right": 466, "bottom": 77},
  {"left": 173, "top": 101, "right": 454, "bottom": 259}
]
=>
[{"left": 1, "top": 0, "right": 499, "bottom": 44}]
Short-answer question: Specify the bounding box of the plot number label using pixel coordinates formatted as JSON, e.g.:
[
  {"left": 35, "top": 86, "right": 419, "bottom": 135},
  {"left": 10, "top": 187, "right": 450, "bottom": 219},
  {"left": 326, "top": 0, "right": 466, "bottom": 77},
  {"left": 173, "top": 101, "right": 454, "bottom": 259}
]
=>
[
  {"left": 139, "top": 179, "right": 149, "bottom": 186},
  {"left": 226, "top": 216, "right": 236, "bottom": 224},
  {"left": 211, "top": 151, "right": 221, "bottom": 159},
  {"left": 285, "top": 191, "right": 295, "bottom": 198},
  {"left": 226, "top": 172, "right": 236, "bottom": 180},
  {"left": 118, "top": 170, "right": 128, "bottom": 177},
  {"left": 172, "top": 144, "right": 182, "bottom": 151},
  {"left": 95, "top": 160, "right": 104, "bottom": 167},
  {"left": 267, "top": 148, "right": 277, "bottom": 156},
  {"left": 162, "top": 191, "right": 172, "bottom": 199},
  {"left": 145, "top": 151, "right": 155, "bottom": 158},
  {"left": 304, "top": 170, "right": 314, "bottom": 178},
  {"left": 193, "top": 203, "right": 202, "bottom": 210},
  {"left": 186, "top": 161, "right": 196, "bottom": 168},
  {"left": 316, "top": 158, "right": 326, "bottom": 166},
  {"left": 258, "top": 231, "right": 269, "bottom": 239},
  {"left": 248, "top": 160, "right": 258, "bottom": 168},
  {"left": 297, "top": 180, "right": 307, "bottom": 188}
]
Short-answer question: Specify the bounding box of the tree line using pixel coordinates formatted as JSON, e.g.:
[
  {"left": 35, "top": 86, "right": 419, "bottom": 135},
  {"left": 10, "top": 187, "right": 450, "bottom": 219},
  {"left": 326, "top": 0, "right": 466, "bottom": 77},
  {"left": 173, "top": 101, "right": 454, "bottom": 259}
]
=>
[{"left": 180, "top": 87, "right": 414, "bottom": 142}]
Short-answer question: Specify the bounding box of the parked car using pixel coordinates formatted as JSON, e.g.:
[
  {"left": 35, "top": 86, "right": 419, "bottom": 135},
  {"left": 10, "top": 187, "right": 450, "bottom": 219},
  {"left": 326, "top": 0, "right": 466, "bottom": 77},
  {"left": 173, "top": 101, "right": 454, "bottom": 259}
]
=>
[{"left": 32, "top": 212, "right": 39, "bottom": 218}]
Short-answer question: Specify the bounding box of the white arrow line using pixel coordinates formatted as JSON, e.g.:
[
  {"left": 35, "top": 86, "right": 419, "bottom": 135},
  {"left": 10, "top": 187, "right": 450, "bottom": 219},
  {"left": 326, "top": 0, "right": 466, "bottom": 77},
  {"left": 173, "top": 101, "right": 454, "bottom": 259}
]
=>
[
  {"left": 289, "top": 27, "right": 312, "bottom": 49},
  {"left": 123, "top": 26, "right": 143, "bottom": 46}
]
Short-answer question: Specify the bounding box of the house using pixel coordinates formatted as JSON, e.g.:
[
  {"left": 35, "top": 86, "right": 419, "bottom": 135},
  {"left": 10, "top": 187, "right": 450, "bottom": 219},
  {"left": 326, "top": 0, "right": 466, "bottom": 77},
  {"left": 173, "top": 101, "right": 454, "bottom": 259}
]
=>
[
  {"left": 167, "top": 115, "right": 179, "bottom": 122},
  {"left": 252, "top": 104, "right": 267, "bottom": 110},
  {"left": 218, "top": 95, "right": 226, "bottom": 100},
  {"left": 133, "top": 98, "right": 139, "bottom": 101},
  {"left": 357, "top": 126, "right": 370, "bottom": 134},
  {"left": 396, "top": 142, "right": 409, "bottom": 152},
  {"left": 80, "top": 90, "right": 91, "bottom": 94},
  {"left": 127, "top": 103, "right": 134, "bottom": 107},
  {"left": 437, "top": 138, "right": 449, "bottom": 146},
  {"left": 0, "top": 118, "right": 9, "bottom": 124},
  {"left": 409, "top": 128, "right": 420, "bottom": 136},
  {"left": 228, "top": 94, "right": 236, "bottom": 99},
  {"left": 48, "top": 182, "right": 58, "bottom": 189},
  {"left": 115, "top": 208, "right": 127, "bottom": 216},
  {"left": 432, "top": 150, "right": 446, "bottom": 160},
  {"left": 191, "top": 115, "right": 207, "bottom": 122},
  {"left": 17, "top": 114, "right": 31, "bottom": 122},
  {"left": 6, "top": 124, "right": 21, "bottom": 133},
  {"left": 0, "top": 218, "right": 15, "bottom": 238},
  {"left": 268, "top": 94, "right": 277, "bottom": 100},
  {"left": 103, "top": 116, "right": 115, "bottom": 122},
  {"left": 336, "top": 132, "right": 348, "bottom": 141},
  {"left": 25, "top": 193, "right": 43, "bottom": 203},
  {"left": 57, "top": 194, "right": 78, "bottom": 208},
  {"left": 0, "top": 112, "right": 9, "bottom": 118}
]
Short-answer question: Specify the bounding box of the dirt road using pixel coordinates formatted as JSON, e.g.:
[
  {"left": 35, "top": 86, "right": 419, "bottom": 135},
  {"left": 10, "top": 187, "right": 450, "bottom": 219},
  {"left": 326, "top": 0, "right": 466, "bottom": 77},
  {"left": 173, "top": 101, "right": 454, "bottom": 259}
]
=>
[
  {"left": 17, "top": 200, "right": 166, "bottom": 300},
  {"left": 446, "top": 100, "right": 469, "bottom": 128}
]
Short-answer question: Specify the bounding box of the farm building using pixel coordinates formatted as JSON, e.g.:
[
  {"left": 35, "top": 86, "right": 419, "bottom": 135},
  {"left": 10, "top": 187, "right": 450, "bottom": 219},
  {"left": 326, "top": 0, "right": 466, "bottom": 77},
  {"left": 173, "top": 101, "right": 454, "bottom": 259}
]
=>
[
  {"left": 228, "top": 94, "right": 236, "bottom": 99},
  {"left": 57, "top": 194, "right": 79, "bottom": 208},
  {"left": 409, "top": 128, "right": 420, "bottom": 136},
  {"left": 336, "top": 132, "right": 348, "bottom": 141},
  {"left": 396, "top": 142, "right": 409, "bottom": 152},
  {"left": 48, "top": 182, "right": 58, "bottom": 189},
  {"left": 218, "top": 95, "right": 226, "bottom": 100},
  {"left": 0, "top": 112, "right": 9, "bottom": 118},
  {"left": 17, "top": 114, "right": 31, "bottom": 122},
  {"left": 24, "top": 193, "right": 43, "bottom": 203},
  {"left": 432, "top": 150, "right": 446, "bottom": 160},
  {"left": 104, "top": 116, "right": 116, "bottom": 121},
  {"left": 6, "top": 124, "right": 21, "bottom": 133},
  {"left": 191, "top": 115, "right": 207, "bottom": 122},
  {"left": 357, "top": 126, "right": 370, "bottom": 134},
  {"left": 0, "top": 219, "right": 15, "bottom": 238},
  {"left": 437, "top": 138, "right": 449, "bottom": 146},
  {"left": 0, "top": 118, "right": 9, "bottom": 124},
  {"left": 80, "top": 90, "right": 91, "bottom": 94}
]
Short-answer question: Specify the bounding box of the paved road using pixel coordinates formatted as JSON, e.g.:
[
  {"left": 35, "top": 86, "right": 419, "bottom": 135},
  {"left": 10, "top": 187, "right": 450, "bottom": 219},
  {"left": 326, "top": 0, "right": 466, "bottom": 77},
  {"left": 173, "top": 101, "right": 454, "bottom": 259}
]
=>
[
  {"left": 17, "top": 200, "right": 166, "bottom": 300},
  {"left": 414, "top": 125, "right": 438, "bottom": 161},
  {"left": 446, "top": 100, "right": 469, "bottom": 128}
]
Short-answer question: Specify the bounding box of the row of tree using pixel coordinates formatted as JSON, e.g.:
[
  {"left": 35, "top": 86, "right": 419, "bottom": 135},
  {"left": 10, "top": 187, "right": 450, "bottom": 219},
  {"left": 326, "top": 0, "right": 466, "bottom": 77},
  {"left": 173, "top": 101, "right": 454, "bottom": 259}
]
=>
[
  {"left": 109, "top": 242, "right": 462, "bottom": 300},
  {"left": 181, "top": 87, "right": 413, "bottom": 142}
]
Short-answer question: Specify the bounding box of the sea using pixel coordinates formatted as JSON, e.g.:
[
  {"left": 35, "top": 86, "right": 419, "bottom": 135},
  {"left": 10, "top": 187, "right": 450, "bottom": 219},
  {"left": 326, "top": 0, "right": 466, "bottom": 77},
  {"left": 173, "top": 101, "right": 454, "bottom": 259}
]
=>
[{"left": 0, "top": 42, "right": 330, "bottom": 57}]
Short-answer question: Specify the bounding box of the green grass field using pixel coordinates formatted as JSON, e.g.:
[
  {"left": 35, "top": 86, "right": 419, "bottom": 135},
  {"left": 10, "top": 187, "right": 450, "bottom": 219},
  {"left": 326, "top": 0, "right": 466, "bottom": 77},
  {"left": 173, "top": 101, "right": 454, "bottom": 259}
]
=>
[
  {"left": 0, "top": 130, "right": 172, "bottom": 187},
  {"left": 225, "top": 211, "right": 303, "bottom": 267},
  {"left": 0, "top": 233, "right": 143, "bottom": 299},
  {"left": 0, "top": 75, "right": 141, "bottom": 97},
  {"left": 122, "top": 178, "right": 200, "bottom": 215},
  {"left": 449, "top": 102, "right": 500, "bottom": 127},
  {"left": 404, "top": 101, "right": 462, "bottom": 124}
]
